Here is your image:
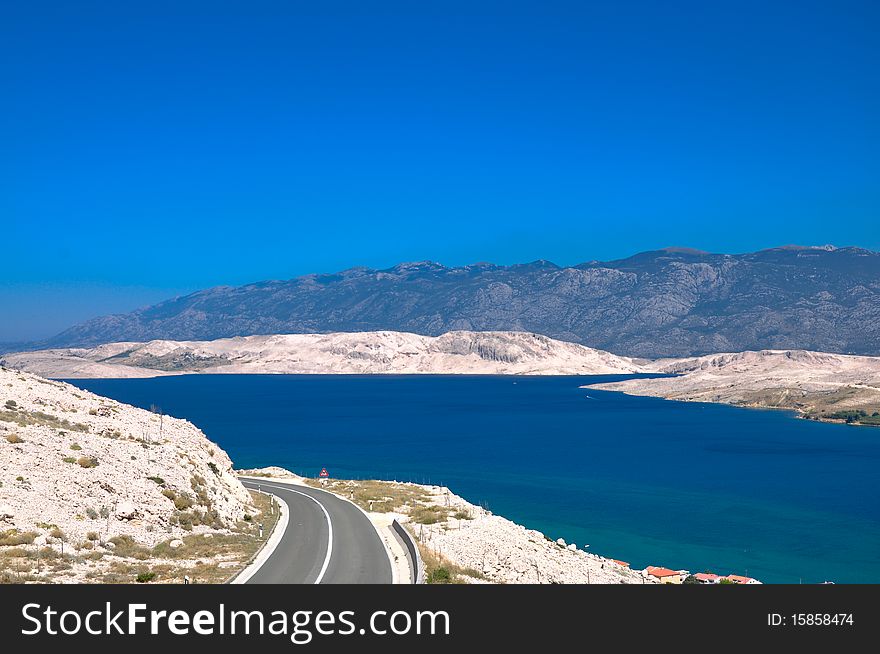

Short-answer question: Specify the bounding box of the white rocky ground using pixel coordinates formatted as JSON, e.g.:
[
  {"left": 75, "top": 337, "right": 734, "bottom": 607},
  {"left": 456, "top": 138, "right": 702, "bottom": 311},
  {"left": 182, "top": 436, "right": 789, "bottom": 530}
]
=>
[
  {"left": 9, "top": 333, "right": 880, "bottom": 425},
  {"left": 1, "top": 331, "right": 648, "bottom": 378},
  {"left": 410, "top": 489, "right": 653, "bottom": 584},
  {"left": 585, "top": 349, "right": 880, "bottom": 418},
  {"left": 242, "top": 467, "right": 655, "bottom": 585},
  {"left": 0, "top": 366, "right": 254, "bottom": 582}
]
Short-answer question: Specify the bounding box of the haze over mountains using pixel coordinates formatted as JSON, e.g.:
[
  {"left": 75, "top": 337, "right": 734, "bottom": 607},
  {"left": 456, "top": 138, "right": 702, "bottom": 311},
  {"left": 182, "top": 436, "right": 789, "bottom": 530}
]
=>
[{"left": 33, "top": 245, "right": 880, "bottom": 358}]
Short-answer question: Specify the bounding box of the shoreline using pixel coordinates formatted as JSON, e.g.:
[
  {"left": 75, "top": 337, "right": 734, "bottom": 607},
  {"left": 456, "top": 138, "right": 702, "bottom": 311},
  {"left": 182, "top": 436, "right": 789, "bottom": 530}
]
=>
[
  {"left": 581, "top": 384, "right": 880, "bottom": 428},
  {"left": 237, "top": 467, "right": 762, "bottom": 585}
]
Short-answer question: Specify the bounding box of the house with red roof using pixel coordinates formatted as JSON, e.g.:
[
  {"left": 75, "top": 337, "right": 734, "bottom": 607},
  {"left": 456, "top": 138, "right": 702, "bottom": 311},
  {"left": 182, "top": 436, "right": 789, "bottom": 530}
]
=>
[
  {"left": 724, "top": 574, "right": 761, "bottom": 585},
  {"left": 645, "top": 566, "right": 683, "bottom": 584},
  {"left": 694, "top": 572, "right": 721, "bottom": 584}
]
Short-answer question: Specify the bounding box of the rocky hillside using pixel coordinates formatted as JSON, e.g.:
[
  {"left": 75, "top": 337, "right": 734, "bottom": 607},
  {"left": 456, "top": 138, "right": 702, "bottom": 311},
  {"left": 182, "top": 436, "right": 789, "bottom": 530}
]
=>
[
  {"left": 586, "top": 349, "right": 880, "bottom": 424},
  {"left": 249, "top": 468, "right": 655, "bottom": 585},
  {"left": 1, "top": 331, "right": 648, "bottom": 378},
  {"left": 32, "top": 245, "right": 880, "bottom": 358},
  {"left": 0, "top": 366, "right": 256, "bottom": 582}
]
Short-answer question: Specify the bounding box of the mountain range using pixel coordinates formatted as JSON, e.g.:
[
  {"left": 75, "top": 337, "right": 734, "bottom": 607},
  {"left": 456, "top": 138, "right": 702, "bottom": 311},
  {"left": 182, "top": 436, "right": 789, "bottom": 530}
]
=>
[{"left": 34, "top": 245, "right": 880, "bottom": 358}]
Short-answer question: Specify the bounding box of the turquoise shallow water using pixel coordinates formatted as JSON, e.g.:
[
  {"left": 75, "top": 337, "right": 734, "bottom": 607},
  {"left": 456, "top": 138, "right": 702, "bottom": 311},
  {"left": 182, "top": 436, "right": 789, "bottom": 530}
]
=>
[{"left": 69, "top": 374, "right": 880, "bottom": 583}]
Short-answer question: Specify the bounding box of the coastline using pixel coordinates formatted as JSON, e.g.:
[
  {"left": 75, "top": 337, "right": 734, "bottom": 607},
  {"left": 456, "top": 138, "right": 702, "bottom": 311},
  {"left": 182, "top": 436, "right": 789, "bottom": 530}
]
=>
[
  {"left": 581, "top": 383, "right": 880, "bottom": 428},
  {"left": 6, "top": 335, "right": 878, "bottom": 430},
  {"left": 582, "top": 349, "right": 880, "bottom": 428},
  {"left": 237, "top": 467, "right": 761, "bottom": 585}
]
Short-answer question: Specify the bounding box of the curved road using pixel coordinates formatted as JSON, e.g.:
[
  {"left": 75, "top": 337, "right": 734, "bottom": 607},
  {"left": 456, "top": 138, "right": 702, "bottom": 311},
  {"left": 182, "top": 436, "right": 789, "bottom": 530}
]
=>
[{"left": 240, "top": 479, "right": 393, "bottom": 584}]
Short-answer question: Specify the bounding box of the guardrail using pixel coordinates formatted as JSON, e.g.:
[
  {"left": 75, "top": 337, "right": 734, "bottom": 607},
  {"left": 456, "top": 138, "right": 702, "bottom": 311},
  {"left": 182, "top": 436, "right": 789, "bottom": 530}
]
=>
[{"left": 391, "top": 519, "right": 425, "bottom": 584}]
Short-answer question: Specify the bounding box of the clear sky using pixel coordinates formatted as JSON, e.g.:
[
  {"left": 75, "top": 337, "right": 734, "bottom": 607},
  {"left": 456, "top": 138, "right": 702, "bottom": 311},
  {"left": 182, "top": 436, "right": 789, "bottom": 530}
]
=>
[{"left": 2, "top": 1, "right": 879, "bottom": 341}]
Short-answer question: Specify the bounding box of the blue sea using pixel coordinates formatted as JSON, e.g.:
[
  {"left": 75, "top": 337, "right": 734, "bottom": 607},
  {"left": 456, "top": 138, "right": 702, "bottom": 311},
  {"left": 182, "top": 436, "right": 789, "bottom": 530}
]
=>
[{"left": 68, "top": 374, "right": 880, "bottom": 584}]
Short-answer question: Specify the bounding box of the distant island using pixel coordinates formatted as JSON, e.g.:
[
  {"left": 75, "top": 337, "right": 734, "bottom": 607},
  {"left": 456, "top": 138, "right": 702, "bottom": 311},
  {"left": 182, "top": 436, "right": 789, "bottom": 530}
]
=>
[
  {"left": 3, "top": 330, "right": 879, "bottom": 427},
  {"left": 0, "top": 331, "right": 646, "bottom": 378}
]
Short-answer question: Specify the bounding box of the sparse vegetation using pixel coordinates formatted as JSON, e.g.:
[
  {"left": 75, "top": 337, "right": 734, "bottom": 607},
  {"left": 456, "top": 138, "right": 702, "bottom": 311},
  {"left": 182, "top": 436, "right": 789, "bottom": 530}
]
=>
[
  {"left": 108, "top": 536, "right": 150, "bottom": 560},
  {"left": 62, "top": 456, "right": 76, "bottom": 464},
  {"left": 173, "top": 508, "right": 223, "bottom": 531},
  {"left": 417, "top": 538, "right": 487, "bottom": 584},
  {"left": 410, "top": 505, "right": 448, "bottom": 525},
  {"left": 135, "top": 571, "right": 156, "bottom": 583},
  {"left": 305, "top": 478, "right": 434, "bottom": 513},
  {"left": 69, "top": 442, "right": 82, "bottom": 451},
  {"left": 427, "top": 566, "right": 452, "bottom": 583},
  {"left": 77, "top": 456, "right": 99, "bottom": 468},
  {"left": 147, "top": 476, "right": 165, "bottom": 485},
  {"left": 0, "top": 408, "right": 89, "bottom": 432},
  {"left": 821, "top": 409, "right": 880, "bottom": 426},
  {"left": 4, "top": 400, "right": 16, "bottom": 409},
  {"left": 97, "top": 490, "right": 279, "bottom": 584},
  {"left": 4, "top": 433, "right": 23, "bottom": 444},
  {"left": 0, "top": 529, "right": 38, "bottom": 547}
]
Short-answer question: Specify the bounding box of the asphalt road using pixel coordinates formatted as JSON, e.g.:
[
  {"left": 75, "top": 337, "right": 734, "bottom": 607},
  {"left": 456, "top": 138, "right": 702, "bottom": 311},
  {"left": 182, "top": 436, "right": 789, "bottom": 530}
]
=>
[{"left": 240, "top": 479, "right": 393, "bottom": 584}]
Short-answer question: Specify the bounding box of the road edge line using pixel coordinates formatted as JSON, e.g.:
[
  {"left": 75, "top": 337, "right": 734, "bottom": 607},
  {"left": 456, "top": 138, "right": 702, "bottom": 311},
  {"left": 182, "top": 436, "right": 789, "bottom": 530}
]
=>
[
  {"left": 328, "top": 489, "right": 400, "bottom": 585},
  {"left": 279, "top": 486, "right": 334, "bottom": 584},
  {"left": 238, "top": 476, "right": 398, "bottom": 584},
  {"left": 229, "top": 480, "right": 289, "bottom": 584}
]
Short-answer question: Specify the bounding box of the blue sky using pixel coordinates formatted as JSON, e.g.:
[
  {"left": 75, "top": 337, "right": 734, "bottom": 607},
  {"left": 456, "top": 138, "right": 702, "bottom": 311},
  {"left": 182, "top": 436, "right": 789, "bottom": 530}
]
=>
[{"left": 2, "top": 1, "right": 879, "bottom": 341}]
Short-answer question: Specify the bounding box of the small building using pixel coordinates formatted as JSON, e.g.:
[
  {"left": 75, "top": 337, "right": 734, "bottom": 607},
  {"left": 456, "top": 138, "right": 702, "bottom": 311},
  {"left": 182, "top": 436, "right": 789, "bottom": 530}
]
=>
[
  {"left": 694, "top": 572, "right": 721, "bottom": 584},
  {"left": 612, "top": 559, "right": 630, "bottom": 568},
  {"left": 724, "top": 574, "right": 761, "bottom": 585},
  {"left": 645, "top": 566, "right": 683, "bottom": 584}
]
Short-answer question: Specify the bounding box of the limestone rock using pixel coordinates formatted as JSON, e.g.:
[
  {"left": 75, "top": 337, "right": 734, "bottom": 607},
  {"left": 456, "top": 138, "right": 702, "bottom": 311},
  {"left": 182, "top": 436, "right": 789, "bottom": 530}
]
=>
[{"left": 115, "top": 502, "right": 139, "bottom": 520}]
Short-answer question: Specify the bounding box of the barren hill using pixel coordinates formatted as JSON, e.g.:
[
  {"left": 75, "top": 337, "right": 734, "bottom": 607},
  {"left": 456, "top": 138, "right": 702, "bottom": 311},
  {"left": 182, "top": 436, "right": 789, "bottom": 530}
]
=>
[{"left": 1, "top": 331, "right": 649, "bottom": 378}]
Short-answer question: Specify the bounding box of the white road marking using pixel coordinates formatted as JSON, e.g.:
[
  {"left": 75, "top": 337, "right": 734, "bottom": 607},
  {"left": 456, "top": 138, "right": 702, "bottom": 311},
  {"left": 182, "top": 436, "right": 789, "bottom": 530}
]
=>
[
  {"left": 252, "top": 481, "right": 334, "bottom": 584},
  {"left": 231, "top": 488, "right": 289, "bottom": 584}
]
